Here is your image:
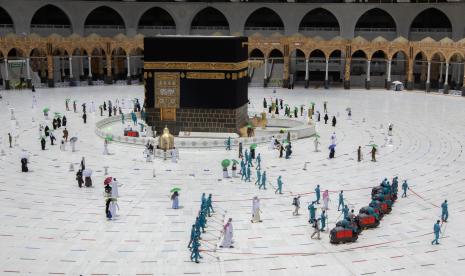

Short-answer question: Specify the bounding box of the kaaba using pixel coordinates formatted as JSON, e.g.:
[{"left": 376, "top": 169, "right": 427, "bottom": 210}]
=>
[{"left": 144, "top": 36, "right": 249, "bottom": 135}]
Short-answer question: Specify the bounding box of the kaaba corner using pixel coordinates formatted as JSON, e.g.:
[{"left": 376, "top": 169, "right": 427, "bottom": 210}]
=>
[{"left": 143, "top": 36, "right": 249, "bottom": 135}]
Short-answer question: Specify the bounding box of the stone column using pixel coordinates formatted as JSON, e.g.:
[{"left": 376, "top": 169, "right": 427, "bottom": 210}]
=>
[
  {"left": 461, "top": 71, "right": 465, "bottom": 96},
  {"left": 69, "top": 57, "right": 75, "bottom": 86},
  {"left": 365, "top": 59, "right": 371, "bottom": 90},
  {"left": 4, "top": 58, "right": 9, "bottom": 90},
  {"left": 304, "top": 58, "right": 309, "bottom": 88},
  {"left": 439, "top": 62, "right": 443, "bottom": 84},
  {"left": 386, "top": 59, "right": 391, "bottom": 90},
  {"left": 80, "top": 56, "right": 84, "bottom": 76},
  {"left": 324, "top": 58, "right": 329, "bottom": 89},
  {"left": 105, "top": 54, "right": 112, "bottom": 84},
  {"left": 444, "top": 62, "right": 449, "bottom": 94},
  {"left": 47, "top": 55, "right": 54, "bottom": 88},
  {"left": 126, "top": 55, "right": 131, "bottom": 85},
  {"left": 263, "top": 58, "right": 268, "bottom": 87},
  {"left": 426, "top": 61, "right": 431, "bottom": 92},
  {"left": 26, "top": 58, "right": 32, "bottom": 88},
  {"left": 88, "top": 55, "right": 93, "bottom": 85},
  {"left": 344, "top": 57, "right": 351, "bottom": 89},
  {"left": 406, "top": 57, "right": 414, "bottom": 90}
]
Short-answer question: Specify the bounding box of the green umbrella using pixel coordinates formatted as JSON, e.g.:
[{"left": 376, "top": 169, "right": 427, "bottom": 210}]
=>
[
  {"left": 221, "top": 159, "right": 231, "bottom": 168},
  {"left": 369, "top": 144, "right": 378, "bottom": 148},
  {"left": 231, "top": 159, "right": 239, "bottom": 164},
  {"left": 246, "top": 123, "right": 255, "bottom": 129},
  {"left": 170, "top": 187, "right": 181, "bottom": 193},
  {"left": 105, "top": 135, "right": 113, "bottom": 142},
  {"left": 310, "top": 102, "right": 315, "bottom": 105},
  {"left": 65, "top": 98, "right": 70, "bottom": 102},
  {"left": 43, "top": 107, "right": 50, "bottom": 113},
  {"left": 54, "top": 112, "right": 62, "bottom": 118},
  {"left": 312, "top": 133, "right": 321, "bottom": 138},
  {"left": 250, "top": 143, "right": 257, "bottom": 150}
]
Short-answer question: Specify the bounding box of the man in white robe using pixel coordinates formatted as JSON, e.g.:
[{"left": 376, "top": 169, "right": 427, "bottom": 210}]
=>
[
  {"left": 330, "top": 132, "right": 337, "bottom": 145},
  {"left": 251, "top": 196, "right": 262, "bottom": 223},
  {"left": 314, "top": 137, "right": 320, "bottom": 152},
  {"left": 220, "top": 218, "right": 234, "bottom": 248}
]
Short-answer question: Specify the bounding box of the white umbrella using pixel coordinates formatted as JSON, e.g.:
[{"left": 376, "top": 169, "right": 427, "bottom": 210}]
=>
[
  {"left": 20, "top": 151, "right": 29, "bottom": 160},
  {"left": 392, "top": 81, "right": 402, "bottom": 85},
  {"left": 83, "top": 168, "right": 92, "bottom": 177}
]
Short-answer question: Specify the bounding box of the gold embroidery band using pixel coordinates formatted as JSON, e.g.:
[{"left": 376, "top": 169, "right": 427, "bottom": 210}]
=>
[
  {"left": 144, "top": 60, "right": 248, "bottom": 71},
  {"left": 186, "top": 72, "right": 225, "bottom": 80}
]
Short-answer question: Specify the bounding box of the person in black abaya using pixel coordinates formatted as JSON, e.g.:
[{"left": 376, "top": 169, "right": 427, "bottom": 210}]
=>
[
  {"left": 21, "top": 158, "right": 28, "bottom": 172},
  {"left": 40, "top": 137, "right": 46, "bottom": 150}
]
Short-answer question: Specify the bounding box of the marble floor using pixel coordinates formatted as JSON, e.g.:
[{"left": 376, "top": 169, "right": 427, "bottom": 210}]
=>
[{"left": 0, "top": 86, "right": 464, "bottom": 276}]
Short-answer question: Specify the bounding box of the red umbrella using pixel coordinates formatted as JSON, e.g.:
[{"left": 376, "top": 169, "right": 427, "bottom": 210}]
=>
[{"left": 104, "top": 177, "right": 113, "bottom": 185}]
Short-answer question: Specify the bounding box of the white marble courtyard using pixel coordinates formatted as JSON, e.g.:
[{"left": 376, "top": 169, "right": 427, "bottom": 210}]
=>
[{"left": 0, "top": 85, "right": 464, "bottom": 276}]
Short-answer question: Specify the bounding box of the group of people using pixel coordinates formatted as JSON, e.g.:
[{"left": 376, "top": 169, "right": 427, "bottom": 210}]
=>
[
  {"left": 188, "top": 193, "right": 214, "bottom": 263},
  {"left": 104, "top": 178, "right": 120, "bottom": 220}
]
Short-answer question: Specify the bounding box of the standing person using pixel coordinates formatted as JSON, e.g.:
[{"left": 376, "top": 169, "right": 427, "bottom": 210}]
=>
[
  {"left": 255, "top": 169, "right": 261, "bottom": 186},
  {"left": 187, "top": 224, "right": 196, "bottom": 249},
  {"left": 275, "top": 176, "right": 283, "bottom": 194},
  {"left": 206, "top": 194, "right": 214, "bottom": 216},
  {"left": 280, "top": 99, "right": 283, "bottom": 109},
  {"left": 52, "top": 118, "right": 58, "bottom": 130},
  {"left": 311, "top": 218, "right": 321, "bottom": 239},
  {"left": 292, "top": 196, "right": 301, "bottom": 216},
  {"left": 308, "top": 201, "right": 316, "bottom": 223},
  {"left": 320, "top": 210, "right": 327, "bottom": 231},
  {"left": 57, "top": 117, "right": 62, "bottom": 128},
  {"left": 256, "top": 153, "right": 261, "bottom": 170},
  {"left": 73, "top": 100, "right": 77, "bottom": 113},
  {"left": 40, "top": 136, "right": 46, "bottom": 150},
  {"left": 263, "top": 98, "right": 267, "bottom": 108},
  {"left": 285, "top": 142, "right": 292, "bottom": 159},
  {"left": 388, "top": 123, "right": 393, "bottom": 136},
  {"left": 21, "top": 157, "right": 29, "bottom": 172},
  {"left": 279, "top": 144, "right": 284, "bottom": 158},
  {"left": 324, "top": 113, "right": 329, "bottom": 124},
  {"left": 314, "top": 137, "right": 320, "bottom": 152},
  {"left": 431, "top": 220, "right": 441, "bottom": 245},
  {"left": 49, "top": 131, "right": 56, "bottom": 145},
  {"left": 82, "top": 112, "right": 87, "bottom": 124},
  {"left": 62, "top": 115, "right": 67, "bottom": 127},
  {"left": 315, "top": 185, "right": 321, "bottom": 204},
  {"left": 371, "top": 145, "right": 377, "bottom": 162},
  {"left": 337, "top": 191, "right": 344, "bottom": 211},
  {"left": 219, "top": 218, "right": 234, "bottom": 248},
  {"left": 232, "top": 162, "right": 237, "bottom": 178},
  {"left": 103, "top": 139, "right": 110, "bottom": 155},
  {"left": 332, "top": 116, "right": 337, "bottom": 127},
  {"left": 171, "top": 191, "right": 179, "bottom": 209},
  {"left": 103, "top": 101, "right": 107, "bottom": 111},
  {"left": 238, "top": 142, "right": 243, "bottom": 158},
  {"left": 8, "top": 133, "right": 12, "bottom": 148},
  {"left": 323, "top": 101, "right": 327, "bottom": 113},
  {"left": 357, "top": 146, "right": 362, "bottom": 162},
  {"left": 99, "top": 105, "right": 103, "bottom": 116},
  {"left": 225, "top": 137, "right": 231, "bottom": 150},
  {"left": 259, "top": 171, "right": 267, "bottom": 190},
  {"left": 342, "top": 205, "right": 350, "bottom": 220},
  {"left": 44, "top": 126, "right": 50, "bottom": 137},
  {"left": 322, "top": 190, "right": 330, "bottom": 210},
  {"left": 441, "top": 200, "right": 448, "bottom": 222},
  {"left": 251, "top": 196, "right": 262, "bottom": 223},
  {"left": 63, "top": 128, "right": 69, "bottom": 142},
  {"left": 401, "top": 180, "right": 409, "bottom": 197},
  {"left": 65, "top": 99, "right": 70, "bottom": 111},
  {"left": 317, "top": 111, "right": 321, "bottom": 122},
  {"left": 76, "top": 169, "right": 83, "bottom": 188}
]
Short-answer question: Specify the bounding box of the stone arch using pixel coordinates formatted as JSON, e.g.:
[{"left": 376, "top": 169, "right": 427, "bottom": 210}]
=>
[
  {"left": 84, "top": 6, "right": 126, "bottom": 36},
  {"left": 29, "top": 48, "right": 48, "bottom": 82},
  {"left": 447, "top": 53, "right": 464, "bottom": 90},
  {"left": 298, "top": 8, "right": 340, "bottom": 39},
  {"left": 350, "top": 50, "right": 368, "bottom": 87},
  {"left": 111, "top": 47, "right": 127, "bottom": 81},
  {"left": 138, "top": 7, "right": 176, "bottom": 35},
  {"left": 30, "top": 4, "right": 72, "bottom": 36},
  {"left": 268, "top": 48, "right": 284, "bottom": 59},
  {"left": 129, "top": 47, "right": 144, "bottom": 82},
  {"left": 413, "top": 51, "right": 428, "bottom": 89},
  {"left": 289, "top": 49, "right": 306, "bottom": 84},
  {"left": 244, "top": 8, "right": 284, "bottom": 36},
  {"left": 190, "top": 7, "right": 230, "bottom": 35},
  {"left": 249, "top": 48, "right": 265, "bottom": 58},
  {"left": 90, "top": 47, "right": 107, "bottom": 80},
  {"left": 0, "top": 7, "right": 14, "bottom": 35},
  {"left": 409, "top": 8, "right": 452, "bottom": 41},
  {"left": 71, "top": 48, "right": 89, "bottom": 80},
  {"left": 355, "top": 8, "right": 397, "bottom": 40},
  {"left": 390, "top": 50, "right": 408, "bottom": 84}
]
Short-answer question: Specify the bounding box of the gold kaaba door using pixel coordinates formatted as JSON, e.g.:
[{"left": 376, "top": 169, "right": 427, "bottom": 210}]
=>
[{"left": 161, "top": 108, "right": 176, "bottom": 121}]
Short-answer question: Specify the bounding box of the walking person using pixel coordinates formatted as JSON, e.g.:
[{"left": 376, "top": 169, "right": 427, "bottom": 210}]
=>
[
  {"left": 323, "top": 101, "right": 327, "bottom": 113},
  {"left": 332, "top": 116, "right": 337, "bottom": 127},
  {"left": 324, "top": 113, "right": 329, "bottom": 124},
  {"left": 8, "top": 133, "right": 12, "bottom": 148},
  {"left": 275, "top": 175, "right": 283, "bottom": 194},
  {"left": 315, "top": 184, "right": 321, "bottom": 204},
  {"left": 63, "top": 128, "right": 69, "bottom": 142},
  {"left": 322, "top": 190, "right": 330, "bottom": 210},
  {"left": 431, "top": 220, "right": 441, "bottom": 245},
  {"left": 441, "top": 200, "right": 448, "bottom": 222},
  {"left": 219, "top": 218, "right": 234, "bottom": 248},
  {"left": 82, "top": 112, "right": 87, "bottom": 124},
  {"left": 311, "top": 218, "right": 321, "bottom": 239},
  {"left": 357, "top": 146, "right": 362, "bottom": 162},
  {"left": 337, "top": 190, "right": 344, "bottom": 211},
  {"left": 76, "top": 169, "right": 83, "bottom": 188},
  {"left": 401, "top": 180, "right": 409, "bottom": 197}
]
